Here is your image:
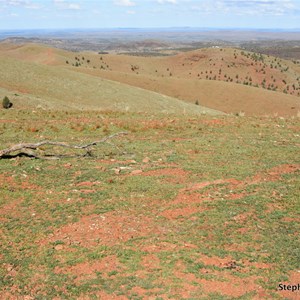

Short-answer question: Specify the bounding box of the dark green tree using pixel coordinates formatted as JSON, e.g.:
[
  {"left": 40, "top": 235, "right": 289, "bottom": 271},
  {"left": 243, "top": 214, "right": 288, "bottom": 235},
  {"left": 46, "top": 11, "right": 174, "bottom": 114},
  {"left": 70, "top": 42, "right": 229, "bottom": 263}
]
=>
[{"left": 2, "top": 96, "right": 12, "bottom": 109}]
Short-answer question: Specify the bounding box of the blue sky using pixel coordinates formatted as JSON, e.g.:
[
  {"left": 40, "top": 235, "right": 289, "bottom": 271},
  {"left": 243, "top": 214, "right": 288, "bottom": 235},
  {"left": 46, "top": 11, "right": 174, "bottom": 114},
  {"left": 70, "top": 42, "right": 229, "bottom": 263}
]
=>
[{"left": 0, "top": 0, "right": 299, "bottom": 30}]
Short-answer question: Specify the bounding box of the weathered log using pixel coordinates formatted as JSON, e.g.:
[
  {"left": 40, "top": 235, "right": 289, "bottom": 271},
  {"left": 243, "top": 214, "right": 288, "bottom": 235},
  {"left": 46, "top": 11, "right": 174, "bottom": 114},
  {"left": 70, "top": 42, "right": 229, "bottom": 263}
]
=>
[{"left": 0, "top": 132, "right": 128, "bottom": 159}]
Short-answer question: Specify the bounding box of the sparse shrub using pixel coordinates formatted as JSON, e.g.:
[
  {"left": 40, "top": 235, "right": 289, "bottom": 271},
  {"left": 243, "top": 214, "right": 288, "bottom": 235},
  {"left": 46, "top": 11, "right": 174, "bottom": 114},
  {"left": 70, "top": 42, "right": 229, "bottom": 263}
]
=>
[
  {"left": 195, "top": 100, "right": 199, "bottom": 105},
  {"left": 235, "top": 111, "right": 245, "bottom": 117},
  {"left": 2, "top": 96, "right": 12, "bottom": 109}
]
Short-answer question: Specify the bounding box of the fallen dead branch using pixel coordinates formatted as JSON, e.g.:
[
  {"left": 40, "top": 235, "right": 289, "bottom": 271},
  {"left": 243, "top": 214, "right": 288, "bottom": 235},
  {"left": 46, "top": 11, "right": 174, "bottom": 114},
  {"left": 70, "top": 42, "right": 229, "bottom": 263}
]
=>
[{"left": 0, "top": 132, "right": 128, "bottom": 160}]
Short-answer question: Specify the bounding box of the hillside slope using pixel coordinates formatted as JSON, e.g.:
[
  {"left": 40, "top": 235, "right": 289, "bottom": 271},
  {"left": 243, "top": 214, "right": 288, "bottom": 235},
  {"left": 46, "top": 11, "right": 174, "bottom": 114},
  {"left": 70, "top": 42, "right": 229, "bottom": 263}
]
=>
[
  {"left": 1, "top": 42, "right": 300, "bottom": 116},
  {"left": 76, "top": 69, "right": 300, "bottom": 116},
  {"left": 0, "top": 55, "right": 221, "bottom": 115}
]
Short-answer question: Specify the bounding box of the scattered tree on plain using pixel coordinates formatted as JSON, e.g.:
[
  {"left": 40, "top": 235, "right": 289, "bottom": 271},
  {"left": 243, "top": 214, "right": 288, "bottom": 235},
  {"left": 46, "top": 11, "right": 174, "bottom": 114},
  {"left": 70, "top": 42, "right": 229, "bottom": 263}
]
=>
[{"left": 2, "top": 96, "right": 13, "bottom": 109}]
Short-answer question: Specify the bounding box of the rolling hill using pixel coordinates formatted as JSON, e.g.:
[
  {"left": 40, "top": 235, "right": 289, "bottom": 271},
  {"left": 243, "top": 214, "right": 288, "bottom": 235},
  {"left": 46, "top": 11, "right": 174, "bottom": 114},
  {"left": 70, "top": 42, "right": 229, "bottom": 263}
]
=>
[
  {"left": 0, "top": 42, "right": 299, "bottom": 116},
  {"left": 0, "top": 46, "right": 221, "bottom": 115}
]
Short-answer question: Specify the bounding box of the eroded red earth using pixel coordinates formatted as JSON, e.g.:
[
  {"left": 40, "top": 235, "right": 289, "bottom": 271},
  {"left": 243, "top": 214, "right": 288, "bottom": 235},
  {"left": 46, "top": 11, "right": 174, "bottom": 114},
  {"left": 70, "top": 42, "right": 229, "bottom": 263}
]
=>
[{"left": 2, "top": 162, "right": 299, "bottom": 299}]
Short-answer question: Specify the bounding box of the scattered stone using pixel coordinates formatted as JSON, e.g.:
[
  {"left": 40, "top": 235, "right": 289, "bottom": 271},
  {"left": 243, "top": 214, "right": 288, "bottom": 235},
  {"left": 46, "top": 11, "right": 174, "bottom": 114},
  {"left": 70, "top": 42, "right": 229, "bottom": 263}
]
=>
[
  {"left": 54, "top": 244, "right": 64, "bottom": 251},
  {"left": 6, "top": 264, "right": 13, "bottom": 272},
  {"left": 131, "top": 170, "right": 143, "bottom": 175},
  {"left": 143, "top": 157, "right": 150, "bottom": 163}
]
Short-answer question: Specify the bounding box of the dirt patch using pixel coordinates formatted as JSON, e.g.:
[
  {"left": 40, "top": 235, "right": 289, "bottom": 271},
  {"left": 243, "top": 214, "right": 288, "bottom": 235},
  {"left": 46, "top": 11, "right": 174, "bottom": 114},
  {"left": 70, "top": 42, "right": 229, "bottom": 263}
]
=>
[
  {"left": 198, "top": 276, "right": 259, "bottom": 298},
  {"left": 201, "top": 119, "right": 226, "bottom": 126},
  {"left": 199, "top": 255, "right": 235, "bottom": 268},
  {"left": 173, "top": 259, "right": 264, "bottom": 298},
  {"left": 247, "top": 164, "right": 300, "bottom": 185},
  {"left": 55, "top": 255, "right": 124, "bottom": 281},
  {"left": 75, "top": 181, "right": 102, "bottom": 187},
  {"left": 142, "top": 254, "right": 161, "bottom": 270},
  {"left": 172, "top": 191, "right": 209, "bottom": 205},
  {"left": 187, "top": 178, "right": 240, "bottom": 191},
  {"left": 141, "top": 167, "right": 189, "bottom": 184},
  {"left": 160, "top": 206, "right": 202, "bottom": 220},
  {"left": 43, "top": 211, "right": 161, "bottom": 248},
  {"left": 140, "top": 241, "right": 179, "bottom": 253},
  {"left": 0, "top": 174, "right": 41, "bottom": 191}
]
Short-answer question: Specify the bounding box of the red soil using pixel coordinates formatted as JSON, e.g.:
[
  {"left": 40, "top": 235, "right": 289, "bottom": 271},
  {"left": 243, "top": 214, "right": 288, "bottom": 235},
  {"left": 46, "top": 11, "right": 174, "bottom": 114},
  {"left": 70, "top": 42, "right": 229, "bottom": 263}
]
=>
[
  {"left": 43, "top": 211, "right": 161, "bottom": 248},
  {"left": 55, "top": 255, "right": 124, "bottom": 281}
]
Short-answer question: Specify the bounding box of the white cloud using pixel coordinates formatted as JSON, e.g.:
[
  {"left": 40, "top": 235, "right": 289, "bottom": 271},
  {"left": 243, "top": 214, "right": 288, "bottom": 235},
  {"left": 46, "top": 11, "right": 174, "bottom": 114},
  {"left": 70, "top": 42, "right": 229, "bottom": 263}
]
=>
[
  {"left": 126, "top": 9, "right": 135, "bottom": 14},
  {"left": 157, "top": 0, "right": 177, "bottom": 4},
  {"left": 188, "top": 0, "right": 297, "bottom": 16},
  {"left": 53, "top": 0, "right": 81, "bottom": 10},
  {"left": 114, "top": 0, "right": 136, "bottom": 6},
  {"left": 1, "top": 0, "right": 40, "bottom": 9},
  {"left": 68, "top": 3, "right": 80, "bottom": 10}
]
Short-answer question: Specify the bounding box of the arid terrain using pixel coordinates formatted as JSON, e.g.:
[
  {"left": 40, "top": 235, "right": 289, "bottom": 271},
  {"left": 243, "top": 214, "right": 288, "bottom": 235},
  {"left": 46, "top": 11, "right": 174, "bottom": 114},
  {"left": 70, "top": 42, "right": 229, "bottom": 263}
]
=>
[
  {"left": 0, "top": 34, "right": 299, "bottom": 299},
  {"left": 0, "top": 40, "right": 300, "bottom": 116}
]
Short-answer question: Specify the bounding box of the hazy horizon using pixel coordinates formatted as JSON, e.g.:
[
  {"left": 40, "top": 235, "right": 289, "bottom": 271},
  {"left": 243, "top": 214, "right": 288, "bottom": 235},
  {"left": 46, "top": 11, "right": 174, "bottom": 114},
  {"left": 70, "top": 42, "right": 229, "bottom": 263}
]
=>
[
  {"left": 0, "top": 0, "right": 300, "bottom": 30},
  {"left": 1, "top": 27, "right": 300, "bottom": 31}
]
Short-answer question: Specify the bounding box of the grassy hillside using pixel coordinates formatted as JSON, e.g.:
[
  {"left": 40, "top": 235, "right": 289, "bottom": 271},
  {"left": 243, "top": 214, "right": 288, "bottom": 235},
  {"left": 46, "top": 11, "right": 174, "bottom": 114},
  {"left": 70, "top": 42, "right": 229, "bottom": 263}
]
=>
[
  {"left": 1, "top": 42, "right": 299, "bottom": 116},
  {"left": 0, "top": 55, "right": 221, "bottom": 115},
  {"left": 77, "top": 69, "right": 300, "bottom": 116}
]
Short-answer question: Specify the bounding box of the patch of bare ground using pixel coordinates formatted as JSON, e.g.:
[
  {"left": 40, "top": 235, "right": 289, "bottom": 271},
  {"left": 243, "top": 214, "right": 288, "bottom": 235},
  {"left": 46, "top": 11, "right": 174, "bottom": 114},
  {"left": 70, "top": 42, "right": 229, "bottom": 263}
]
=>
[
  {"left": 246, "top": 164, "right": 300, "bottom": 185},
  {"left": 43, "top": 211, "right": 161, "bottom": 248},
  {"left": 139, "top": 240, "right": 197, "bottom": 253},
  {"left": 0, "top": 173, "right": 41, "bottom": 191},
  {"left": 80, "top": 291, "right": 128, "bottom": 300},
  {"left": 172, "top": 260, "right": 266, "bottom": 298},
  {"left": 198, "top": 276, "right": 263, "bottom": 298},
  {"left": 0, "top": 119, "right": 16, "bottom": 123},
  {"left": 187, "top": 178, "right": 240, "bottom": 191},
  {"left": 142, "top": 165, "right": 300, "bottom": 221},
  {"left": 75, "top": 181, "right": 102, "bottom": 187},
  {"left": 160, "top": 206, "right": 204, "bottom": 220},
  {"left": 175, "top": 164, "right": 300, "bottom": 202},
  {"left": 198, "top": 255, "right": 273, "bottom": 272},
  {"left": 172, "top": 191, "right": 210, "bottom": 205},
  {"left": 141, "top": 167, "right": 189, "bottom": 184},
  {"left": 200, "top": 119, "right": 226, "bottom": 126},
  {"left": 142, "top": 254, "right": 161, "bottom": 270},
  {"left": 223, "top": 242, "right": 260, "bottom": 252},
  {"left": 55, "top": 255, "right": 124, "bottom": 282},
  {"left": 0, "top": 197, "right": 24, "bottom": 222}
]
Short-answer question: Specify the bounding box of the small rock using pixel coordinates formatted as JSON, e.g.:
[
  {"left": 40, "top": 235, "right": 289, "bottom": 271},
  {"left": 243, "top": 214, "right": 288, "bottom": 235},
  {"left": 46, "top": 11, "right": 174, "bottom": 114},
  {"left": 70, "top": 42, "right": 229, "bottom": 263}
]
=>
[
  {"left": 54, "top": 245, "right": 64, "bottom": 251},
  {"left": 131, "top": 170, "right": 143, "bottom": 175},
  {"left": 143, "top": 157, "right": 150, "bottom": 163},
  {"left": 129, "top": 160, "right": 137, "bottom": 164},
  {"left": 6, "top": 264, "right": 13, "bottom": 272}
]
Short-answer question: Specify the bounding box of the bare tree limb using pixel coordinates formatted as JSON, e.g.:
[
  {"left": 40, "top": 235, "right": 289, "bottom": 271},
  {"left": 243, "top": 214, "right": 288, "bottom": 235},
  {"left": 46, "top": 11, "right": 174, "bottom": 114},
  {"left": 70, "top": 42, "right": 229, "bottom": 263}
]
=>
[{"left": 0, "top": 132, "right": 128, "bottom": 159}]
